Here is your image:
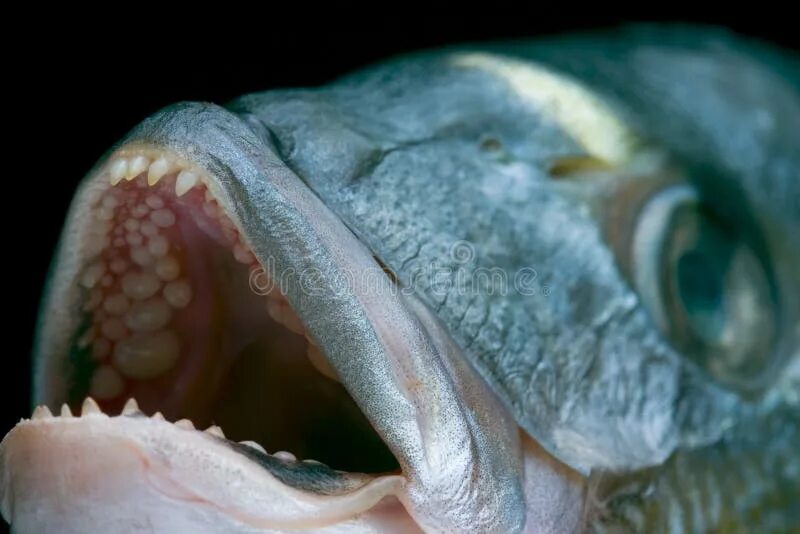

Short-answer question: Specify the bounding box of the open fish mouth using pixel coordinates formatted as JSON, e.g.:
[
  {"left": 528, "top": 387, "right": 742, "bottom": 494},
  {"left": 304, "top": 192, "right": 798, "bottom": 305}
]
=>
[
  {"left": 4, "top": 147, "right": 417, "bottom": 531},
  {"left": 47, "top": 148, "right": 398, "bottom": 475},
  {"left": 2, "top": 133, "right": 532, "bottom": 533}
]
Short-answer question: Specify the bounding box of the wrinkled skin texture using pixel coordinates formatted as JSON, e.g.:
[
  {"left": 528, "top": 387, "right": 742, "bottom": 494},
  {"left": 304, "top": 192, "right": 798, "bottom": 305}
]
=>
[{"left": 2, "top": 26, "right": 799, "bottom": 532}]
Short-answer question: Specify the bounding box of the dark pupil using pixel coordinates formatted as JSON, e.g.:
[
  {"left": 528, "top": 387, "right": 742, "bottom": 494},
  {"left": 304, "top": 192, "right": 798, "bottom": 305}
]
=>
[{"left": 676, "top": 243, "right": 729, "bottom": 342}]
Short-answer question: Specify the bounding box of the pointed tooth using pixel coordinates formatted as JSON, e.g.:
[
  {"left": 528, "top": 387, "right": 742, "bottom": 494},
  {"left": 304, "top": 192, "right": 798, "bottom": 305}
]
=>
[
  {"left": 32, "top": 405, "right": 53, "bottom": 420},
  {"left": 109, "top": 159, "right": 128, "bottom": 185},
  {"left": 175, "top": 419, "right": 195, "bottom": 430},
  {"left": 273, "top": 450, "right": 296, "bottom": 462},
  {"left": 175, "top": 170, "right": 199, "bottom": 197},
  {"left": 147, "top": 157, "right": 170, "bottom": 185},
  {"left": 122, "top": 398, "right": 140, "bottom": 415},
  {"left": 240, "top": 440, "right": 267, "bottom": 454},
  {"left": 205, "top": 425, "right": 225, "bottom": 438},
  {"left": 126, "top": 155, "right": 149, "bottom": 180},
  {"left": 81, "top": 397, "right": 102, "bottom": 416},
  {"left": 60, "top": 404, "right": 73, "bottom": 418},
  {"left": 152, "top": 411, "right": 165, "bottom": 421}
]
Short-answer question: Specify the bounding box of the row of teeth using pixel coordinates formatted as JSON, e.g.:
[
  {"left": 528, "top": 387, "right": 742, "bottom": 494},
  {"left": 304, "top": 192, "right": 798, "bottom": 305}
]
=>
[
  {"left": 107, "top": 154, "right": 203, "bottom": 197},
  {"left": 28, "top": 397, "right": 301, "bottom": 463}
]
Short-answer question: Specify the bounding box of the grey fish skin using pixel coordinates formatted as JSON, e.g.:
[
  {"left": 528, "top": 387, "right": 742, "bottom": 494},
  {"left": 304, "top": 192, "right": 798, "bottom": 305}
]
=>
[
  {"left": 5, "top": 25, "right": 798, "bottom": 533},
  {"left": 230, "top": 26, "right": 799, "bottom": 473}
]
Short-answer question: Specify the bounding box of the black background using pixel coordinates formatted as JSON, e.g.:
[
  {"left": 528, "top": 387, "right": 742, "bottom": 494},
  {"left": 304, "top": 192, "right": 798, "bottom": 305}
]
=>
[{"left": 2, "top": 16, "right": 797, "bottom": 525}]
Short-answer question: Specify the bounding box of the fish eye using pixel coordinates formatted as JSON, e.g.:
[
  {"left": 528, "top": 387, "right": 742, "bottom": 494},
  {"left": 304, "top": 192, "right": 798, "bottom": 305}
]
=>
[{"left": 632, "top": 183, "right": 778, "bottom": 393}]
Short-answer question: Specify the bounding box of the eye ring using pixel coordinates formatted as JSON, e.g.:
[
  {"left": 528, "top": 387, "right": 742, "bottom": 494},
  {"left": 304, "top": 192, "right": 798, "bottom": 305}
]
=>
[
  {"left": 631, "top": 184, "right": 698, "bottom": 334},
  {"left": 632, "top": 183, "right": 778, "bottom": 393}
]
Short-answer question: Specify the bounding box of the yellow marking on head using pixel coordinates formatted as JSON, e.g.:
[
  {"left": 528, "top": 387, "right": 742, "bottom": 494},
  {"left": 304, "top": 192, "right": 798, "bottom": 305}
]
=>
[{"left": 453, "top": 53, "right": 639, "bottom": 165}]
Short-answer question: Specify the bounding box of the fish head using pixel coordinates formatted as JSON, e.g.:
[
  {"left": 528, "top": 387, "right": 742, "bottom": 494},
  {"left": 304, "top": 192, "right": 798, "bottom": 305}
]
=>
[{"left": 2, "top": 27, "right": 799, "bottom": 533}]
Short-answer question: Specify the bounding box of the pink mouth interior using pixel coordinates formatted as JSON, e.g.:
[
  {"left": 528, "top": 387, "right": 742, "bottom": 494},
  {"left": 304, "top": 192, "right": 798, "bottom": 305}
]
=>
[{"left": 68, "top": 169, "right": 398, "bottom": 473}]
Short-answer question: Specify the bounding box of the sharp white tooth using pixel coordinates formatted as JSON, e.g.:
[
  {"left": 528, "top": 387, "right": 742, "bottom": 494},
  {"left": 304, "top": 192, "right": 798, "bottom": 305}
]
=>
[
  {"left": 126, "top": 156, "right": 149, "bottom": 180},
  {"left": 175, "top": 170, "right": 199, "bottom": 197},
  {"left": 152, "top": 412, "right": 166, "bottom": 421},
  {"left": 60, "top": 404, "right": 73, "bottom": 418},
  {"left": 205, "top": 425, "right": 225, "bottom": 438},
  {"left": 81, "top": 397, "right": 102, "bottom": 416},
  {"left": 109, "top": 159, "right": 128, "bottom": 185},
  {"left": 273, "top": 450, "right": 296, "bottom": 462},
  {"left": 175, "top": 419, "right": 195, "bottom": 430},
  {"left": 147, "top": 158, "right": 170, "bottom": 185},
  {"left": 32, "top": 405, "right": 53, "bottom": 420},
  {"left": 122, "top": 398, "right": 140, "bottom": 415},
  {"left": 240, "top": 441, "right": 267, "bottom": 454}
]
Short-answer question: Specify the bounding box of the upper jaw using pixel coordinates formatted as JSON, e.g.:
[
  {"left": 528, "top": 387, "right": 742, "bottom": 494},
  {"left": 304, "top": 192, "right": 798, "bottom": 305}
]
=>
[{"left": 31, "top": 103, "right": 526, "bottom": 531}]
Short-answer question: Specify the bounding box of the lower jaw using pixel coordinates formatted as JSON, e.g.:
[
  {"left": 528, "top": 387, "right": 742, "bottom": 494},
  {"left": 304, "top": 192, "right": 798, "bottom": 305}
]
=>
[{"left": 2, "top": 402, "right": 420, "bottom": 532}]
